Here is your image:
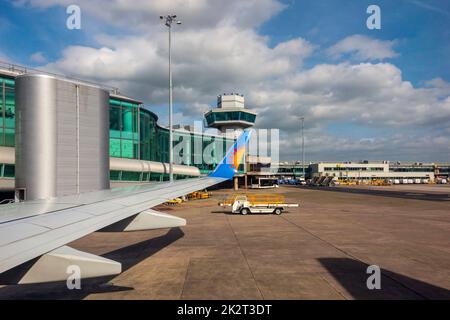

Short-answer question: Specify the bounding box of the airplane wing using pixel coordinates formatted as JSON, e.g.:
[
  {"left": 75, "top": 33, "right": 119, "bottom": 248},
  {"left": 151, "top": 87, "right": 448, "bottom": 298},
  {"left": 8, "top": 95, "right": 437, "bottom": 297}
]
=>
[{"left": 0, "top": 130, "right": 251, "bottom": 284}]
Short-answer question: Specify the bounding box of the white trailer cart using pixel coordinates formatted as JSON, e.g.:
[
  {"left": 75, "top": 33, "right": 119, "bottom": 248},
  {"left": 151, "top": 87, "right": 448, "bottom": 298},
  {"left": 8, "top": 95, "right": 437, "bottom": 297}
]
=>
[{"left": 219, "top": 194, "right": 299, "bottom": 215}]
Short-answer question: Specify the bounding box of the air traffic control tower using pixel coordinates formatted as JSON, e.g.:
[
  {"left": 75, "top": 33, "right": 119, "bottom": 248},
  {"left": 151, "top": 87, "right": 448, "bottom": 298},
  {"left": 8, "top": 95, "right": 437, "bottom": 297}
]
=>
[
  {"left": 204, "top": 94, "right": 257, "bottom": 190},
  {"left": 204, "top": 93, "right": 257, "bottom": 138}
]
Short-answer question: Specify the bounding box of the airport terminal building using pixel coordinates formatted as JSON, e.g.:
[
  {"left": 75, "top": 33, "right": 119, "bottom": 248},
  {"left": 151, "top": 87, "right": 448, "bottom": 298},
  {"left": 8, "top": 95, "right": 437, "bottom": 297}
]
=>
[
  {"left": 1, "top": 62, "right": 447, "bottom": 198},
  {"left": 309, "top": 161, "right": 436, "bottom": 182},
  {"left": 272, "top": 161, "right": 450, "bottom": 183},
  {"left": 0, "top": 63, "right": 241, "bottom": 196}
]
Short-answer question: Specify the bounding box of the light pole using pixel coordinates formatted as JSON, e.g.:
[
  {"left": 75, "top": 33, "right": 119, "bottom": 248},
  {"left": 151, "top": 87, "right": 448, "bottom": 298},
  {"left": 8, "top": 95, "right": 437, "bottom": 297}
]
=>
[
  {"left": 160, "top": 15, "right": 181, "bottom": 183},
  {"left": 299, "top": 116, "right": 305, "bottom": 178}
]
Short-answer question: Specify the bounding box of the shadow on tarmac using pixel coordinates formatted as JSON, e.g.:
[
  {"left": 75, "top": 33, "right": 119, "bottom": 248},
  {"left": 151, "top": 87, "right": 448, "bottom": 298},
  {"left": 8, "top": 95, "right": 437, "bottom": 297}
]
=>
[
  {"left": 0, "top": 227, "right": 184, "bottom": 299},
  {"left": 306, "top": 186, "right": 450, "bottom": 202},
  {"left": 318, "top": 257, "right": 450, "bottom": 299}
]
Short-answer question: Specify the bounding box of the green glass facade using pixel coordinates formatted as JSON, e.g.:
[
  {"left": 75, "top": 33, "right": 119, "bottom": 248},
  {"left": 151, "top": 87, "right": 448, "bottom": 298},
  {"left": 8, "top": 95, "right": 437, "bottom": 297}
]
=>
[
  {"left": 108, "top": 98, "right": 235, "bottom": 168},
  {"left": 0, "top": 74, "right": 238, "bottom": 181},
  {"left": 0, "top": 76, "right": 15, "bottom": 147},
  {"left": 109, "top": 98, "right": 140, "bottom": 159},
  {"left": 0, "top": 163, "right": 15, "bottom": 178},
  {"left": 139, "top": 108, "right": 157, "bottom": 161}
]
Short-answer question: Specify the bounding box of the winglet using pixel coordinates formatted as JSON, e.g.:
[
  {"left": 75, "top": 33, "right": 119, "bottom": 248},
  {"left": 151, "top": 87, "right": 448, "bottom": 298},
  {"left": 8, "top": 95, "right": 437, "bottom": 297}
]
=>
[{"left": 209, "top": 130, "right": 252, "bottom": 180}]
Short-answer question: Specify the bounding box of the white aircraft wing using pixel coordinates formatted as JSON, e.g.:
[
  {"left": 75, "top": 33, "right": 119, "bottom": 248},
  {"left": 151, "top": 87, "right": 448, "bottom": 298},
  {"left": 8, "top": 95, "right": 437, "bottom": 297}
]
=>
[{"left": 0, "top": 131, "right": 251, "bottom": 284}]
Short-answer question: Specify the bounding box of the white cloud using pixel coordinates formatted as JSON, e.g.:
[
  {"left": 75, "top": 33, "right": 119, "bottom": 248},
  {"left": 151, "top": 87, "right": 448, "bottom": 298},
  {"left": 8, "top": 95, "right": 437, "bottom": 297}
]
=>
[
  {"left": 16, "top": 0, "right": 450, "bottom": 162},
  {"left": 43, "top": 26, "right": 315, "bottom": 106},
  {"left": 30, "top": 51, "right": 47, "bottom": 63},
  {"left": 247, "top": 61, "right": 450, "bottom": 161},
  {"left": 327, "top": 35, "right": 398, "bottom": 61},
  {"left": 424, "top": 78, "right": 450, "bottom": 97},
  {"left": 13, "top": 0, "right": 285, "bottom": 30},
  {"left": 0, "top": 51, "right": 16, "bottom": 65},
  {"left": 252, "top": 63, "right": 450, "bottom": 128},
  {"left": 279, "top": 130, "right": 450, "bottom": 162}
]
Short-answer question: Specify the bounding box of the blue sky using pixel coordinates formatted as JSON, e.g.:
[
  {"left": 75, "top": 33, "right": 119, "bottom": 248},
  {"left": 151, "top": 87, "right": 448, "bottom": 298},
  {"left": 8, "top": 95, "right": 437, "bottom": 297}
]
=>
[
  {"left": 262, "top": 0, "right": 450, "bottom": 84},
  {"left": 2, "top": 0, "right": 449, "bottom": 83},
  {"left": 1, "top": 0, "right": 449, "bottom": 162}
]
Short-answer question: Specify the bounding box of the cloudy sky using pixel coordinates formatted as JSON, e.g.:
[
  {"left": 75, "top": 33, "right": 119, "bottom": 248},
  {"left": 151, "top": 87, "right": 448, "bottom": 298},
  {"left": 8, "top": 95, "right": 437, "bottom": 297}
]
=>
[{"left": 1, "top": 0, "right": 450, "bottom": 162}]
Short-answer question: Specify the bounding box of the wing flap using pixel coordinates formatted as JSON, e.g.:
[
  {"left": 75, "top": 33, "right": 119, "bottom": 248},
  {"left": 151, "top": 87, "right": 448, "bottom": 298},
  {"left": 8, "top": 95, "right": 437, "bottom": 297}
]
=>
[
  {"left": 0, "top": 177, "right": 226, "bottom": 273},
  {"left": 28, "top": 212, "right": 94, "bottom": 229},
  {"left": 101, "top": 209, "right": 186, "bottom": 232},
  {"left": 0, "top": 223, "right": 50, "bottom": 247}
]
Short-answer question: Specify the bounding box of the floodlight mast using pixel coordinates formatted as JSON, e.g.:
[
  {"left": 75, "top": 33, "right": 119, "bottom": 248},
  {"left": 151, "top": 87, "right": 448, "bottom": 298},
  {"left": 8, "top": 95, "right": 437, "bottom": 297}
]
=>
[
  {"left": 299, "top": 116, "right": 305, "bottom": 178},
  {"left": 160, "top": 15, "right": 182, "bottom": 183}
]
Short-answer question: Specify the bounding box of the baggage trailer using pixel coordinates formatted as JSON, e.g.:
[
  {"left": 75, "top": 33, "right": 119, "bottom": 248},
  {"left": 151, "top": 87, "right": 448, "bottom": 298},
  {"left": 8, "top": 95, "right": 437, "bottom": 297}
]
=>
[{"left": 219, "top": 194, "right": 299, "bottom": 215}]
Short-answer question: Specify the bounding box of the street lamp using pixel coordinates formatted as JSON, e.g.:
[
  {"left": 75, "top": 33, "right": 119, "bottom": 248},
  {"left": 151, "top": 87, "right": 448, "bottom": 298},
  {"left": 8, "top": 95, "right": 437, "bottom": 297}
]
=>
[
  {"left": 160, "top": 15, "right": 182, "bottom": 183},
  {"left": 299, "top": 116, "right": 305, "bottom": 178}
]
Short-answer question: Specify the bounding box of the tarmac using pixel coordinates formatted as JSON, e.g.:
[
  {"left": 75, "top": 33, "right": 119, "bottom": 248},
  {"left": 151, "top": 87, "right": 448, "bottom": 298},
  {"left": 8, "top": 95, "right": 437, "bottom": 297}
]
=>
[{"left": 0, "top": 184, "right": 449, "bottom": 299}]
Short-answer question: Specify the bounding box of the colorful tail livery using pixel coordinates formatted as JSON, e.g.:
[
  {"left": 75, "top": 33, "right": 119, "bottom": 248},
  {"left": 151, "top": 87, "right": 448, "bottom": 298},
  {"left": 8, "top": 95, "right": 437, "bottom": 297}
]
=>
[{"left": 209, "top": 130, "right": 252, "bottom": 180}]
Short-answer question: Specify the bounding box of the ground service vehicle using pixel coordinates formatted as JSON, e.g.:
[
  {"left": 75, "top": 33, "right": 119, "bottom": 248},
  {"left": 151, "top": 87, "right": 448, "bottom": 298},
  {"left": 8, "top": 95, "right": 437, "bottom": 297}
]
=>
[{"left": 219, "top": 194, "right": 299, "bottom": 215}]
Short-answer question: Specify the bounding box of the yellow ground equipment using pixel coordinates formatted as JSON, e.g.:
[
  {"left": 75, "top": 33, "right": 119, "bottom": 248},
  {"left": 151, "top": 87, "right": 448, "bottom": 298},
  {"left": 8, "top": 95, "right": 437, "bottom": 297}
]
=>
[
  {"left": 338, "top": 180, "right": 357, "bottom": 186},
  {"left": 187, "top": 191, "right": 211, "bottom": 200},
  {"left": 219, "top": 194, "right": 286, "bottom": 207},
  {"left": 370, "top": 179, "right": 390, "bottom": 186},
  {"left": 165, "top": 198, "right": 183, "bottom": 205}
]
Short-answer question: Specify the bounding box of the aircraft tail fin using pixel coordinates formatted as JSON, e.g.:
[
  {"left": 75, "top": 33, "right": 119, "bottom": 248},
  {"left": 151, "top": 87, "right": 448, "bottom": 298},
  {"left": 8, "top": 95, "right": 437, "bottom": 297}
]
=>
[{"left": 209, "top": 130, "right": 252, "bottom": 180}]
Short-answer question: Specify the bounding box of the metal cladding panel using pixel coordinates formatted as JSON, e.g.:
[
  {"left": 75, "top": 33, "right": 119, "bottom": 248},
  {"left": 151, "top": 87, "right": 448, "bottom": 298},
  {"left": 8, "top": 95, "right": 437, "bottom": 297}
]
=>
[
  {"left": 15, "top": 75, "right": 58, "bottom": 201},
  {"left": 55, "top": 80, "right": 77, "bottom": 196},
  {"left": 78, "top": 85, "right": 110, "bottom": 193},
  {"left": 54, "top": 79, "right": 110, "bottom": 196},
  {"left": 15, "top": 74, "right": 110, "bottom": 200}
]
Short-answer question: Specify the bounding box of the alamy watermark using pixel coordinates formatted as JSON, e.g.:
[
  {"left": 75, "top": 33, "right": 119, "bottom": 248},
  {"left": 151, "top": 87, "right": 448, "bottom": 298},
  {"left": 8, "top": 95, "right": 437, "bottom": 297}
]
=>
[
  {"left": 66, "top": 265, "right": 81, "bottom": 290},
  {"left": 66, "top": 5, "right": 81, "bottom": 30},
  {"left": 366, "top": 265, "right": 381, "bottom": 290},
  {"left": 171, "top": 122, "right": 280, "bottom": 173},
  {"left": 367, "top": 5, "right": 381, "bottom": 30}
]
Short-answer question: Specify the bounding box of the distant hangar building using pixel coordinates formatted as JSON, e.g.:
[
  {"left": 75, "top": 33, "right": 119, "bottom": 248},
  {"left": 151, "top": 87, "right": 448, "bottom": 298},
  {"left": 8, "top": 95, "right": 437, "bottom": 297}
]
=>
[
  {"left": 271, "top": 161, "right": 445, "bottom": 183},
  {"left": 309, "top": 161, "right": 436, "bottom": 182}
]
